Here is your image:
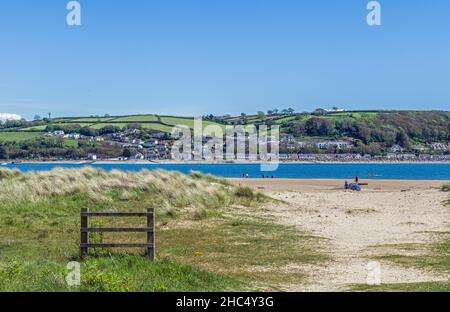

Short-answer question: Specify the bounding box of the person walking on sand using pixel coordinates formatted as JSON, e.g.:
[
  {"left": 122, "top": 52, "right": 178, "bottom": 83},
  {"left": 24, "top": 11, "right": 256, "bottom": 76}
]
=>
[
  {"left": 345, "top": 180, "right": 349, "bottom": 190},
  {"left": 355, "top": 176, "right": 359, "bottom": 183}
]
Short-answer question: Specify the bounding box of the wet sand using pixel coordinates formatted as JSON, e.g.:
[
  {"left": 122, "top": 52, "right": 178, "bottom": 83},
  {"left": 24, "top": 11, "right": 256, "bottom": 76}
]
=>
[{"left": 229, "top": 178, "right": 447, "bottom": 192}]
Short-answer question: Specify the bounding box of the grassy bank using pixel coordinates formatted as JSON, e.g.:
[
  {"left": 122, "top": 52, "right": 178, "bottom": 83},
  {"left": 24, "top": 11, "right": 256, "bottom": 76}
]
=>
[{"left": 0, "top": 168, "right": 326, "bottom": 291}]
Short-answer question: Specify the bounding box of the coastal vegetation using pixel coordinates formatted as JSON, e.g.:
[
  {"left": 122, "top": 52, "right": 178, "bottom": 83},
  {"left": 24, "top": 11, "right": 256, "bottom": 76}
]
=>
[{"left": 0, "top": 168, "right": 327, "bottom": 291}]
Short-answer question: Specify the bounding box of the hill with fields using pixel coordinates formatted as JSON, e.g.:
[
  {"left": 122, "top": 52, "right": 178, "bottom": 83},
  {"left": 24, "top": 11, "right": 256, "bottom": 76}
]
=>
[{"left": 0, "top": 110, "right": 449, "bottom": 160}]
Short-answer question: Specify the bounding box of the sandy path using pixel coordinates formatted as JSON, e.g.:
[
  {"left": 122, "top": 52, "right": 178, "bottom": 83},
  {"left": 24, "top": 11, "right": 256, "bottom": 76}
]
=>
[{"left": 232, "top": 179, "right": 450, "bottom": 291}]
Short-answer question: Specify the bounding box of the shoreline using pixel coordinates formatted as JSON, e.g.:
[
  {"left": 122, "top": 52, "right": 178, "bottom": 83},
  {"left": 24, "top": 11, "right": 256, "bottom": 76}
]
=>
[
  {"left": 5, "top": 160, "right": 450, "bottom": 165},
  {"left": 229, "top": 178, "right": 448, "bottom": 192}
]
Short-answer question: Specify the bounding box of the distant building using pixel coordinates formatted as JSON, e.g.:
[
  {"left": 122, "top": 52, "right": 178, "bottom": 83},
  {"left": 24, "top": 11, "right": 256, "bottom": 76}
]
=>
[
  {"left": 134, "top": 153, "right": 145, "bottom": 160},
  {"left": 430, "top": 142, "right": 449, "bottom": 151},
  {"left": 52, "top": 130, "right": 65, "bottom": 136},
  {"left": 317, "top": 141, "right": 353, "bottom": 150},
  {"left": 155, "top": 143, "right": 168, "bottom": 152},
  {"left": 65, "top": 133, "right": 80, "bottom": 139},
  {"left": 418, "top": 154, "right": 432, "bottom": 161},
  {"left": 412, "top": 145, "right": 428, "bottom": 152},
  {"left": 281, "top": 135, "right": 295, "bottom": 143},
  {"left": 143, "top": 139, "right": 159, "bottom": 148},
  {"left": 389, "top": 145, "right": 404, "bottom": 153},
  {"left": 147, "top": 150, "right": 158, "bottom": 160},
  {"left": 325, "top": 108, "right": 345, "bottom": 113}
]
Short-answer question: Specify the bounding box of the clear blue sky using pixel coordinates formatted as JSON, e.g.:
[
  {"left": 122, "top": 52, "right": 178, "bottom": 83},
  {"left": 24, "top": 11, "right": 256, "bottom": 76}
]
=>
[{"left": 0, "top": 0, "right": 449, "bottom": 118}]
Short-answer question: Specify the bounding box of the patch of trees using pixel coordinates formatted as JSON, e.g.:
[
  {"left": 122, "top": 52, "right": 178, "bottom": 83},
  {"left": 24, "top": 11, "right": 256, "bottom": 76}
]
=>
[
  {"left": 45, "top": 124, "right": 121, "bottom": 136},
  {"left": 0, "top": 119, "right": 32, "bottom": 130},
  {"left": 0, "top": 138, "right": 123, "bottom": 160},
  {"left": 284, "top": 112, "right": 449, "bottom": 148}
]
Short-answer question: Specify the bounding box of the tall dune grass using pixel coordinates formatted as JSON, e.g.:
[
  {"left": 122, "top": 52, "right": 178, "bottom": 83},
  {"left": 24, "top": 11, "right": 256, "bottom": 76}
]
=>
[
  {"left": 0, "top": 168, "right": 326, "bottom": 292},
  {"left": 0, "top": 168, "right": 266, "bottom": 219}
]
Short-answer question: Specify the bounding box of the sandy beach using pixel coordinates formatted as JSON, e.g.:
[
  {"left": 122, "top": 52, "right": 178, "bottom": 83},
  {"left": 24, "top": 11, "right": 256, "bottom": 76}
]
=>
[{"left": 230, "top": 178, "right": 450, "bottom": 291}]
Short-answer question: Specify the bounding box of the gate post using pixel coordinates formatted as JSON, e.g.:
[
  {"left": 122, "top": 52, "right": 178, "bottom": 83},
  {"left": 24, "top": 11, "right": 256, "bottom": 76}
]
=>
[
  {"left": 147, "top": 208, "right": 155, "bottom": 260},
  {"left": 80, "top": 208, "right": 89, "bottom": 257}
]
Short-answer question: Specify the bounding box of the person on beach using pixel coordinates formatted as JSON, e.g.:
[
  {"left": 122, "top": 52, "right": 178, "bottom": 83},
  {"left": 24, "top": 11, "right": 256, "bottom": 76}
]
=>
[
  {"left": 355, "top": 176, "right": 359, "bottom": 183},
  {"left": 345, "top": 181, "right": 349, "bottom": 190}
]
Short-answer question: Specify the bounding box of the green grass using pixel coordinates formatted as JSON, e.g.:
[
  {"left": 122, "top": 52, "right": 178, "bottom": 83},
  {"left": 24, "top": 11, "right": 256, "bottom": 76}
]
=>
[
  {"left": 160, "top": 116, "right": 226, "bottom": 132},
  {"left": 88, "top": 122, "right": 173, "bottom": 132},
  {"left": 0, "top": 168, "right": 326, "bottom": 291},
  {"left": 20, "top": 125, "right": 48, "bottom": 131},
  {"left": 141, "top": 123, "right": 174, "bottom": 132},
  {"left": 21, "top": 123, "right": 95, "bottom": 131},
  {"left": 36, "top": 115, "right": 228, "bottom": 133},
  {"left": 349, "top": 281, "right": 450, "bottom": 292},
  {"left": 0, "top": 132, "right": 43, "bottom": 142},
  {"left": 89, "top": 123, "right": 128, "bottom": 130},
  {"left": 0, "top": 255, "right": 241, "bottom": 292},
  {"left": 52, "top": 117, "right": 115, "bottom": 123},
  {"left": 113, "top": 115, "right": 159, "bottom": 122},
  {"left": 71, "top": 117, "right": 116, "bottom": 123},
  {"left": 159, "top": 216, "right": 328, "bottom": 288},
  {"left": 64, "top": 139, "right": 79, "bottom": 148}
]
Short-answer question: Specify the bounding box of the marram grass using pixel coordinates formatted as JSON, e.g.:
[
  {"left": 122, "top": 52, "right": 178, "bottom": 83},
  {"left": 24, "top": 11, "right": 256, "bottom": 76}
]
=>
[{"left": 1, "top": 168, "right": 324, "bottom": 292}]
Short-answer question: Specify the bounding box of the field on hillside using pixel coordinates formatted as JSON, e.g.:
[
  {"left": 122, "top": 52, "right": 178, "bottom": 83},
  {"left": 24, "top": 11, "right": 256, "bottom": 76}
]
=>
[
  {"left": 17, "top": 115, "right": 226, "bottom": 134},
  {"left": 0, "top": 132, "right": 43, "bottom": 142},
  {"left": 0, "top": 168, "right": 327, "bottom": 291}
]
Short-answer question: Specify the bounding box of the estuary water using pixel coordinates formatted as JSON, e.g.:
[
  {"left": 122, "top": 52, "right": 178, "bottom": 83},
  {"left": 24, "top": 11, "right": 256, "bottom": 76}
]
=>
[{"left": 2, "top": 163, "right": 450, "bottom": 180}]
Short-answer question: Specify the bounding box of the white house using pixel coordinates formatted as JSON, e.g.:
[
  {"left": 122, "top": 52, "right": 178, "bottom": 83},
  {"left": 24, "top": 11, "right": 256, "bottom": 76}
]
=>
[
  {"left": 390, "top": 145, "right": 404, "bottom": 153},
  {"left": 52, "top": 130, "right": 65, "bottom": 136},
  {"left": 317, "top": 141, "right": 353, "bottom": 150},
  {"left": 134, "top": 153, "right": 145, "bottom": 160},
  {"left": 430, "top": 143, "right": 449, "bottom": 151}
]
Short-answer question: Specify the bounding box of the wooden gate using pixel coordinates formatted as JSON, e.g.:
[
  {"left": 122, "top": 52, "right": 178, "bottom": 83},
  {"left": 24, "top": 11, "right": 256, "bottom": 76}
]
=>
[{"left": 80, "top": 208, "right": 155, "bottom": 260}]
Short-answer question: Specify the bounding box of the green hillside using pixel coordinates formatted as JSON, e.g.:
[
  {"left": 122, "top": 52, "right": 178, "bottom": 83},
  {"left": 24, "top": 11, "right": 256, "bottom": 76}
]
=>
[
  {"left": 0, "top": 132, "right": 43, "bottom": 142},
  {"left": 18, "top": 115, "right": 225, "bottom": 134},
  {"left": 277, "top": 111, "right": 449, "bottom": 145},
  {"left": 1, "top": 111, "right": 449, "bottom": 151}
]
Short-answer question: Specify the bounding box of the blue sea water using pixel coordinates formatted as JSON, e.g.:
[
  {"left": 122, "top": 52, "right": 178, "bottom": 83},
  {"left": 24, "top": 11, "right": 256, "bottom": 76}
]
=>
[{"left": 2, "top": 163, "right": 450, "bottom": 180}]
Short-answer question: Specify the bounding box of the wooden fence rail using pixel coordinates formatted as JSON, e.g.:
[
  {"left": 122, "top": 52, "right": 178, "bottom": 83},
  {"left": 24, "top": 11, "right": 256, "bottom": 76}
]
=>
[{"left": 80, "top": 208, "right": 155, "bottom": 260}]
